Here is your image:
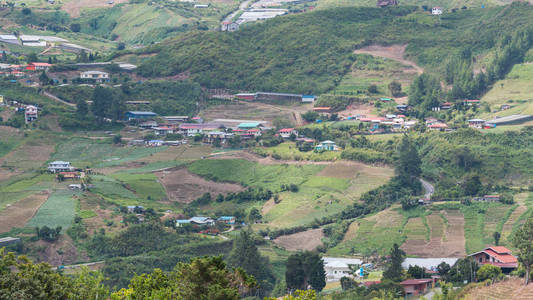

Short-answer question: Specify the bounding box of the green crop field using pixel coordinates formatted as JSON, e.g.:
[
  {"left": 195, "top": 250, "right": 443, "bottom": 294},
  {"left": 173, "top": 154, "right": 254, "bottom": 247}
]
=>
[
  {"left": 90, "top": 175, "right": 137, "bottom": 199},
  {"left": 51, "top": 138, "right": 167, "bottom": 168},
  {"left": 188, "top": 159, "right": 325, "bottom": 190},
  {"left": 253, "top": 143, "right": 341, "bottom": 161},
  {"left": 26, "top": 190, "right": 77, "bottom": 231},
  {"left": 111, "top": 173, "right": 167, "bottom": 202}
]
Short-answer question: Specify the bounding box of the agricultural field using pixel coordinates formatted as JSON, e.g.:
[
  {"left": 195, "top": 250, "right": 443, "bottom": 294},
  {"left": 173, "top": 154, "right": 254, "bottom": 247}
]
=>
[
  {"left": 188, "top": 158, "right": 392, "bottom": 227},
  {"left": 26, "top": 190, "right": 78, "bottom": 231},
  {"left": 253, "top": 142, "right": 341, "bottom": 161},
  {"left": 51, "top": 138, "right": 168, "bottom": 168}
]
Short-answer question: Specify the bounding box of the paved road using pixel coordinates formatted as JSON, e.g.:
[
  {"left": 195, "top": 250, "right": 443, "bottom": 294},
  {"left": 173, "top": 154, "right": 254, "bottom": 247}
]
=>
[
  {"left": 420, "top": 178, "right": 434, "bottom": 199},
  {"left": 222, "top": 0, "right": 252, "bottom": 23}
]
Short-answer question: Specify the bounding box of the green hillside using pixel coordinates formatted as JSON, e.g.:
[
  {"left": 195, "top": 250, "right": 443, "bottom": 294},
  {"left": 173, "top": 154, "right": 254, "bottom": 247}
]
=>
[{"left": 135, "top": 3, "right": 533, "bottom": 94}]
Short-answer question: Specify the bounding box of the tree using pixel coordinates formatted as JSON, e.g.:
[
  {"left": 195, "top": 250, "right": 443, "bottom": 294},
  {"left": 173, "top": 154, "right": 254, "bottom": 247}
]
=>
[
  {"left": 70, "top": 23, "right": 81, "bottom": 32},
  {"left": 248, "top": 208, "right": 262, "bottom": 223},
  {"left": 285, "top": 251, "right": 326, "bottom": 292},
  {"left": 21, "top": 7, "right": 31, "bottom": 15},
  {"left": 493, "top": 231, "right": 501, "bottom": 246},
  {"left": 340, "top": 276, "right": 358, "bottom": 291},
  {"left": 39, "top": 70, "right": 49, "bottom": 85},
  {"left": 117, "top": 42, "right": 126, "bottom": 51},
  {"left": 302, "top": 111, "right": 318, "bottom": 122},
  {"left": 462, "top": 174, "right": 481, "bottom": 196},
  {"left": 113, "top": 135, "right": 122, "bottom": 145},
  {"left": 395, "top": 135, "right": 421, "bottom": 191},
  {"left": 512, "top": 217, "right": 533, "bottom": 285},
  {"left": 407, "top": 265, "right": 426, "bottom": 279},
  {"left": 382, "top": 243, "right": 405, "bottom": 282},
  {"left": 111, "top": 256, "right": 256, "bottom": 299},
  {"left": 76, "top": 98, "right": 88, "bottom": 116},
  {"left": 0, "top": 248, "right": 109, "bottom": 299},
  {"left": 477, "top": 264, "right": 502, "bottom": 282},
  {"left": 368, "top": 84, "right": 378, "bottom": 94},
  {"left": 27, "top": 52, "right": 37, "bottom": 63},
  {"left": 437, "top": 262, "right": 451, "bottom": 277},
  {"left": 91, "top": 86, "right": 114, "bottom": 119},
  {"left": 227, "top": 228, "right": 274, "bottom": 295},
  {"left": 388, "top": 81, "right": 402, "bottom": 97}
]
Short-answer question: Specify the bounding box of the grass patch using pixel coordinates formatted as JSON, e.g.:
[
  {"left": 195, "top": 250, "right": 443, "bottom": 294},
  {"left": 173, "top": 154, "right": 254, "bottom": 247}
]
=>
[{"left": 79, "top": 210, "right": 97, "bottom": 219}]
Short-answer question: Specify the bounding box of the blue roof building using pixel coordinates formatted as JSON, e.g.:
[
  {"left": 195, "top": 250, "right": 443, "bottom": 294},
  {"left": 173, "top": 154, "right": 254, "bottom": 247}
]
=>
[
  {"left": 237, "top": 122, "right": 263, "bottom": 129},
  {"left": 125, "top": 111, "right": 157, "bottom": 120}
]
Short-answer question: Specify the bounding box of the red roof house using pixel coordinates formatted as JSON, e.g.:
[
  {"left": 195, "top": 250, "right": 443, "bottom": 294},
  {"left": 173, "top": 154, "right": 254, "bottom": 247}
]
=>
[
  {"left": 468, "top": 246, "right": 518, "bottom": 272},
  {"left": 278, "top": 128, "right": 298, "bottom": 138},
  {"left": 313, "top": 107, "right": 332, "bottom": 112},
  {"left": 400, "top": 279, "right": 433, "bottom": 296}
]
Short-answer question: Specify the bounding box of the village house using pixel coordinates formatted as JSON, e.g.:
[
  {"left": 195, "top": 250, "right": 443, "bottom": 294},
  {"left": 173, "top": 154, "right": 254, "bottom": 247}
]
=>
[
  {"left": 127, "top": 205, "right": 144, "bottom": 213},
  {"left": 147, "top": 140, "right": 164, "bottom": 147},
  {"left": 313, "top": 107, "right": 332, "bottom": 113},
  {"left": 315, "top": 140, "right": 338, "bottom": 151},
  {"left": 396, "top": 104, "right": 409, "bottom": 112},
  {"left": 463, "top": 99, "right": 480, "bottom": 106},
  {"left": 428, "top": 123, "right": 448, "bottom": 131},
  {"left": 204, "top": 131, "right": 234, "bottom": 144},
  {"left": 26, "top": 62, "right": 52, "bottom": 71},
  {"left": 126, "top": 111, "right": 157, "bottom": 121},
  {"left": 473, "top": 195, "right": 501, "bottom": 202},
  {"left": 139, "top": 121, "right": 158, "bottom": 129},
  {"left": 323, "top": 257, "right": 363, "bottom": 282},
  {"left": 278, "top": 128, "right": 298, "bottom": 138},
  {"left": 237, "top": 122, "right": 264, "bottom": 130},
  {"left": 80, "top": 70, "right": 109, "bottom": 83},
  {"left": 400, "top": 279, "right": 434, "bottom": 297},
  {"left": 24, "top": 105, "right": 38, "bottom": 124},
  {"left": 377, "top": 0, "right": 398, "bottom": 7},
  {"left": 432, "top": 7, "right": 443, "bottom": 15},
  {"left": 178, "top": 123, "right": 225, "bottom": 137},
  {"left": 468, "top": 246, "right": 518, "bottom": 273},
  {"left": 153, "top": 126, "right": 175, "bottom": 136},
  {"left": 162, "top": 116, "right": 189, "bottom": 124},
  {"left": 217, "top": 216, "right": 236, "bottom": 224},
  {"left": 500, "top": 104, "right": 512, "bottom": 111},
  {"left": 468, "top": 119, "right": 485, "bottom": 128},
  {"left": 48, "top": 161, "right": 75, "bottom": 173},
  {"left": 235, "top": 93, "right": 256, "bottom": 101},
  {"left": 58, "top": 171, "right": 81, "bottom": 180},
  {"left": 221, "top": 21, "right": 239, "bottom": 31},
  {"left": 176, "top": 217, "right": 215, "bottom": 227},
  {"left": 302, "top": 95, "right": 316, "bottom": 103},
  {"left": 440, "top": 102, "right": 453, "bottom": 110}
]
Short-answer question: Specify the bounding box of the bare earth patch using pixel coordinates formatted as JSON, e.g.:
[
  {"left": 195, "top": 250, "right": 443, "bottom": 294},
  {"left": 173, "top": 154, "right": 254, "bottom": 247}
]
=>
[
  {"left": 354, "top": 44, "right": 423, "bottom": 74},
  {"left": 34, "top": 235, "right": 88, "bottom": 266},
  {"left": 338, "top": 103, "right": 375, "bottom": 118},
  {"left": 62, "top": 0, "right": 129, "bottom": 17},
  {"left": 0, "top": 191, "right": 49, "bottom": 233},
  {"left": 156, "top": 168, "right": 244, "bottom": 204},
  {"left": 273, "top": 228, "right": 324, "bottom": 251},
  {"left": 342, "top": 221, "right": 359, "bottom": 242},
  {"left": 401, "top": 211, "right": 465, "bottom": 257}
]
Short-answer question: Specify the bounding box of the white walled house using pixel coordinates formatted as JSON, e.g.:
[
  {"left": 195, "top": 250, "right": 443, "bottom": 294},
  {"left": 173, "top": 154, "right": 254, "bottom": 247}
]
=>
[
  {"left": 432, "top": 7, "right": 443, "bottom": 15},
  {"left": 323, "top": 257, "right": 363, "bottom": 282},
  {"left": 80, "top": 71, "right": 109, "bottom": 83},
  {"left": 48, "top": 161, "right": 75, "bottom": 173}
]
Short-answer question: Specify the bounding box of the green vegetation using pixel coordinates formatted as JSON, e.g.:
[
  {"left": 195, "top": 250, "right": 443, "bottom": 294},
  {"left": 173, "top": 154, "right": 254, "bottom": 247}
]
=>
[
  {"left": 111, "top": 173, "right": 167, "bottom": 201},
  {"left": 138, "top": 3, "right": 533, "bottom": 94},
  {"left": 51, "top": 138, "right": 166, "bottom": 168},
  {"left": 26, "top": 190, "right": 77, "bottom": 231}
]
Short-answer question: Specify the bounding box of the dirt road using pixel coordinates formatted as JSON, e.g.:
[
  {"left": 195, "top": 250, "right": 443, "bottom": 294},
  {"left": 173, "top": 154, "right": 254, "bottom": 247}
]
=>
[
  {"left": 420, "top": 178, "right": 434, "bottom": 199},
  {"left": 42, "top": 91, "right": 75, "bottom": 107}
]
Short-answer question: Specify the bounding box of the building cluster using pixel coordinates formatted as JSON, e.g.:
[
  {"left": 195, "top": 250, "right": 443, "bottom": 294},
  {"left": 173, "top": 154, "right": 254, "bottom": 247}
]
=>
[
  {"left": 222, "top": 9, "right": 288, "bottom": 31},
  {"left": 0, "top": 62, "right": 52, "bottom": 77},
  {"left": 467, "top": 114, "right": 533, "bottom": 129},
  {"left": 399, "top": 246, "right": 518, "bottom": 297},
  {"left": 0, "top": 34, "right": 90, "bottom": 53}
]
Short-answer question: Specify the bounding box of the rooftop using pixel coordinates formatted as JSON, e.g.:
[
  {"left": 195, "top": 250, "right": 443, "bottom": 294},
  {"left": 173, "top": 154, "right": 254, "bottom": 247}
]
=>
[{"left": 400, "top": 279, "right": 433, "bottom": 285}]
